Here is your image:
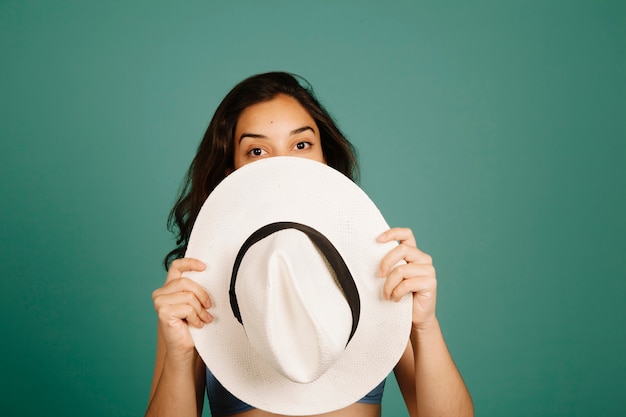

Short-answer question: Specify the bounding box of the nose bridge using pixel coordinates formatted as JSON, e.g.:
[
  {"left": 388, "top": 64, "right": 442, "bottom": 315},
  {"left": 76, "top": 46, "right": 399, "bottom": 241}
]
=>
[
  {"left": 274, "top": 148, "right": 289, "bottom": 157},
  {"left": 272, "top": 138, "right": 290, "bottom": 157}
]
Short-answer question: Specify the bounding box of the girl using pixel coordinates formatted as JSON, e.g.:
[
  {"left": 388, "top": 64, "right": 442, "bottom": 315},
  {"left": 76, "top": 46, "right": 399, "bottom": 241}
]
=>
[{"left": 146, "top": 72, "right": 473, "bottom": 417}]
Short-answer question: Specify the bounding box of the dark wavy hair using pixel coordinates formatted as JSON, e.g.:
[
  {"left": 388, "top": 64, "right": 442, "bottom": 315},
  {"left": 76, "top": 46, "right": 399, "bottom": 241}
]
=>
[{"left": 164, "top": 71, "right": 359, "bottom": 269}]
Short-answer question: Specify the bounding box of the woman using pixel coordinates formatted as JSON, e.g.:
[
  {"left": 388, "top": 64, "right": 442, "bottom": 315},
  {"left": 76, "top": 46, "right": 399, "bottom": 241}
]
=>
[{"left": 146, "top": 72, "right": 474, "bottom": 417}]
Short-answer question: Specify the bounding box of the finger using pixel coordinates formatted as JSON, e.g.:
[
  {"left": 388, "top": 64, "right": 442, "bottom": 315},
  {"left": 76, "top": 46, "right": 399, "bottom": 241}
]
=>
[
  {"left": 166, "top": 258, "right": 206, "bottom": 282},
  {"left": 382, "top": 263, "right": 435, "bottom": 300},
  {"left": 378, "top": 244, "right": 433, "bottom": 277},
  {"left": 391, "top": 275, "right": 437, "bottom": 303},
  {"left": 158, "top": 303, "right": 207, "bottom": 329},
  {"left": 377, "top": 228, "right": 416, "bottom": 246},
  {"left": 153, "top": 277, "right": 212, "bottom": 309},
  {"left": 153, "top": 290, "right": 213, "bottom": 324}
]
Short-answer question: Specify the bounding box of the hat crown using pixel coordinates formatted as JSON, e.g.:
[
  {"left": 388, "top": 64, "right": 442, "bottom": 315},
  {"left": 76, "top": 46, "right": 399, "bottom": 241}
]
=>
[{"left": 235, "top": 228, "right": 352, "bottom": 383}]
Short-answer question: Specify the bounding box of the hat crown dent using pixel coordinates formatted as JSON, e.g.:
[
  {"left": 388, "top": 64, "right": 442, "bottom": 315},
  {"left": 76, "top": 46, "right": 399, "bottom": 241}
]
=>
[{"left": 236, "top": 229, "right": 352, "bottom": 384}]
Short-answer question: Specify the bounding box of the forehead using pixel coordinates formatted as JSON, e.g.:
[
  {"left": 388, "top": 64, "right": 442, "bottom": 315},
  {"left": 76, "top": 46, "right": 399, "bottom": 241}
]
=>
[{"left": 237, "top": 95, "right": 316, "bottom": 129}]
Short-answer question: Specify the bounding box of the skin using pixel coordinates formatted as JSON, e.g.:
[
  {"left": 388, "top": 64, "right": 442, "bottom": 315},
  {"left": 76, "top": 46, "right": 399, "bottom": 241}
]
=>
[{"left": 146, "top": 95, "right": 474, "bottom": 417}]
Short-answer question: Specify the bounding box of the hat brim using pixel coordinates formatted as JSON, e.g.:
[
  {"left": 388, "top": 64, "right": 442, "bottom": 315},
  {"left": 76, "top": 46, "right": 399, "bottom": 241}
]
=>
[{"left": 185, "top": 157, "right": 412, "bottom": 415}]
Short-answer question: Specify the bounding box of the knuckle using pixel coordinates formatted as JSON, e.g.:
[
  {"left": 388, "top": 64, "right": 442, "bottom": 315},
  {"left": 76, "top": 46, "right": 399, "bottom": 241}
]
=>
[
  {"left": 182, "top": 304, "right": 194, "bottom": 317},
  {"left": 387, "top": 268, "right": 401, "bottom": 283},
  {"left": 400, "top": 243, "right": 413, "bottom": 255},
  {"left": 178, "top": 276, "right": 193, "bottom": 287},
  {"left": 392, "top": 284, "right": 407, "bottom": 299},
  {"left": 429, "top": 275, "right": 438, "bottom": 288},
  {"left": 182, "top": 277, "right": 196, "bottom": 287},
  {"left": 170, "top": 258, "right": 184, "bottom": 268},
  {"left": 156, "top": 306, "right": 170, "bottom": 320},
  {"left": 152, "top": 293, "right": 167, "bottom": 308},
  {"left": 165, "top": 270, "right": 179, "bottom": 283},
  {"left": 167, "top": 258, "right": 188, "bottom": 276},
  {"left": 184, "top": 291, "right": 197, "bottom": 304},
  {"left": 170, "top": 276, "right": 185, "bottom": 287}
]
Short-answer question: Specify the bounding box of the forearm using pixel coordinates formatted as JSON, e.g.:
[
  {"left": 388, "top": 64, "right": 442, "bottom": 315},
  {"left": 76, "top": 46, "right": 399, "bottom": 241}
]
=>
[
  {"left": 411, "top": 319, "right": 473, "bottom": 417},
  {"left": 145, "top": 353, "right": 202, "bottom": 417}
]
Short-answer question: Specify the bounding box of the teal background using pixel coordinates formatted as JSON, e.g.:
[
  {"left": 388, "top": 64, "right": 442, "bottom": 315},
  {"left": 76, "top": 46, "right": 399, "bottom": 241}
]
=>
[{"left": 1, "top": 1, "right": 624, "bottom": 416}]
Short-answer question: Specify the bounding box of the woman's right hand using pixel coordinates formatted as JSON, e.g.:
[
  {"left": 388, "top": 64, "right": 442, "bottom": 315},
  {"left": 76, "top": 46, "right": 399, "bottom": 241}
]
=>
[{"left": 151, "top": 258, "right": 213, "bottom": 361}]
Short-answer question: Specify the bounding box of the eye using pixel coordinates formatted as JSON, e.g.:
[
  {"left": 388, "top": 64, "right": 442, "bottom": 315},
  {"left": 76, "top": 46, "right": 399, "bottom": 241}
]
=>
[
  {"left": 295, "top": 142, "right": 312, "bottom": 150},
  {"left": 247, "top": 148, "right": 267, "bottom": 157}
]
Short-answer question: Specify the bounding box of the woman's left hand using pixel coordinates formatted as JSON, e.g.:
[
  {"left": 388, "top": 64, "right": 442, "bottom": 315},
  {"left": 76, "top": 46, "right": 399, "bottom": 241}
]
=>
[{"left": 377, "top": 227, "right": 437, "bottom": 330}]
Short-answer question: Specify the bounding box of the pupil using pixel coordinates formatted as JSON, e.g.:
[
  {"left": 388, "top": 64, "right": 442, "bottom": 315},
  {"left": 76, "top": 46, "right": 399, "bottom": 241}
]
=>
[
  {"left": 297, "top": 143, "right": 305, "bottom": 149},
  {"left": 253, "top": 149, "right": 262, "bottom": 156}
]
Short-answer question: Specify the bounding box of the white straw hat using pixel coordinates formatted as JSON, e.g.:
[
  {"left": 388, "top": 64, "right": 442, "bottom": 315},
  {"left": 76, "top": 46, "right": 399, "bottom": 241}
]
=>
[{"left": 184, "top": 157, "right": 412, "bottom": 415}]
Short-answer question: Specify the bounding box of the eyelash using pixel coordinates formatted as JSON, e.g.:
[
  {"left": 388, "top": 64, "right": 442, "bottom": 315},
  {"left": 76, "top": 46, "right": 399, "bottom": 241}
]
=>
[
  {"left": 245, "top": 142, "right": 313, "bottom": 157},
  {"left": 247, "top": 148, "right": 266, "bottom": 157}
]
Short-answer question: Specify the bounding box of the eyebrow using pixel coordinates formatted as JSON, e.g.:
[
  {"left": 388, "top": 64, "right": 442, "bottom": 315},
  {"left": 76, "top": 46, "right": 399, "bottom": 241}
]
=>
[{"left": 238, "top": 126, "right": 316, "bottom": 143}]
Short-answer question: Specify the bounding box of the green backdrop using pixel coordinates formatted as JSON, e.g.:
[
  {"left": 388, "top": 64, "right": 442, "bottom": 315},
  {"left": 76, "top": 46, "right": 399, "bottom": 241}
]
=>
[{"left": 1, "top": 1, "right": 624, "bottom": 416}]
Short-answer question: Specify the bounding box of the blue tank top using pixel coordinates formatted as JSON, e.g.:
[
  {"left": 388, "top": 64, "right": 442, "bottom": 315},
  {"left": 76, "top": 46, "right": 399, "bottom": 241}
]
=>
[{"left": 206, "top": 368, "right": 386, "bottom": 416}]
